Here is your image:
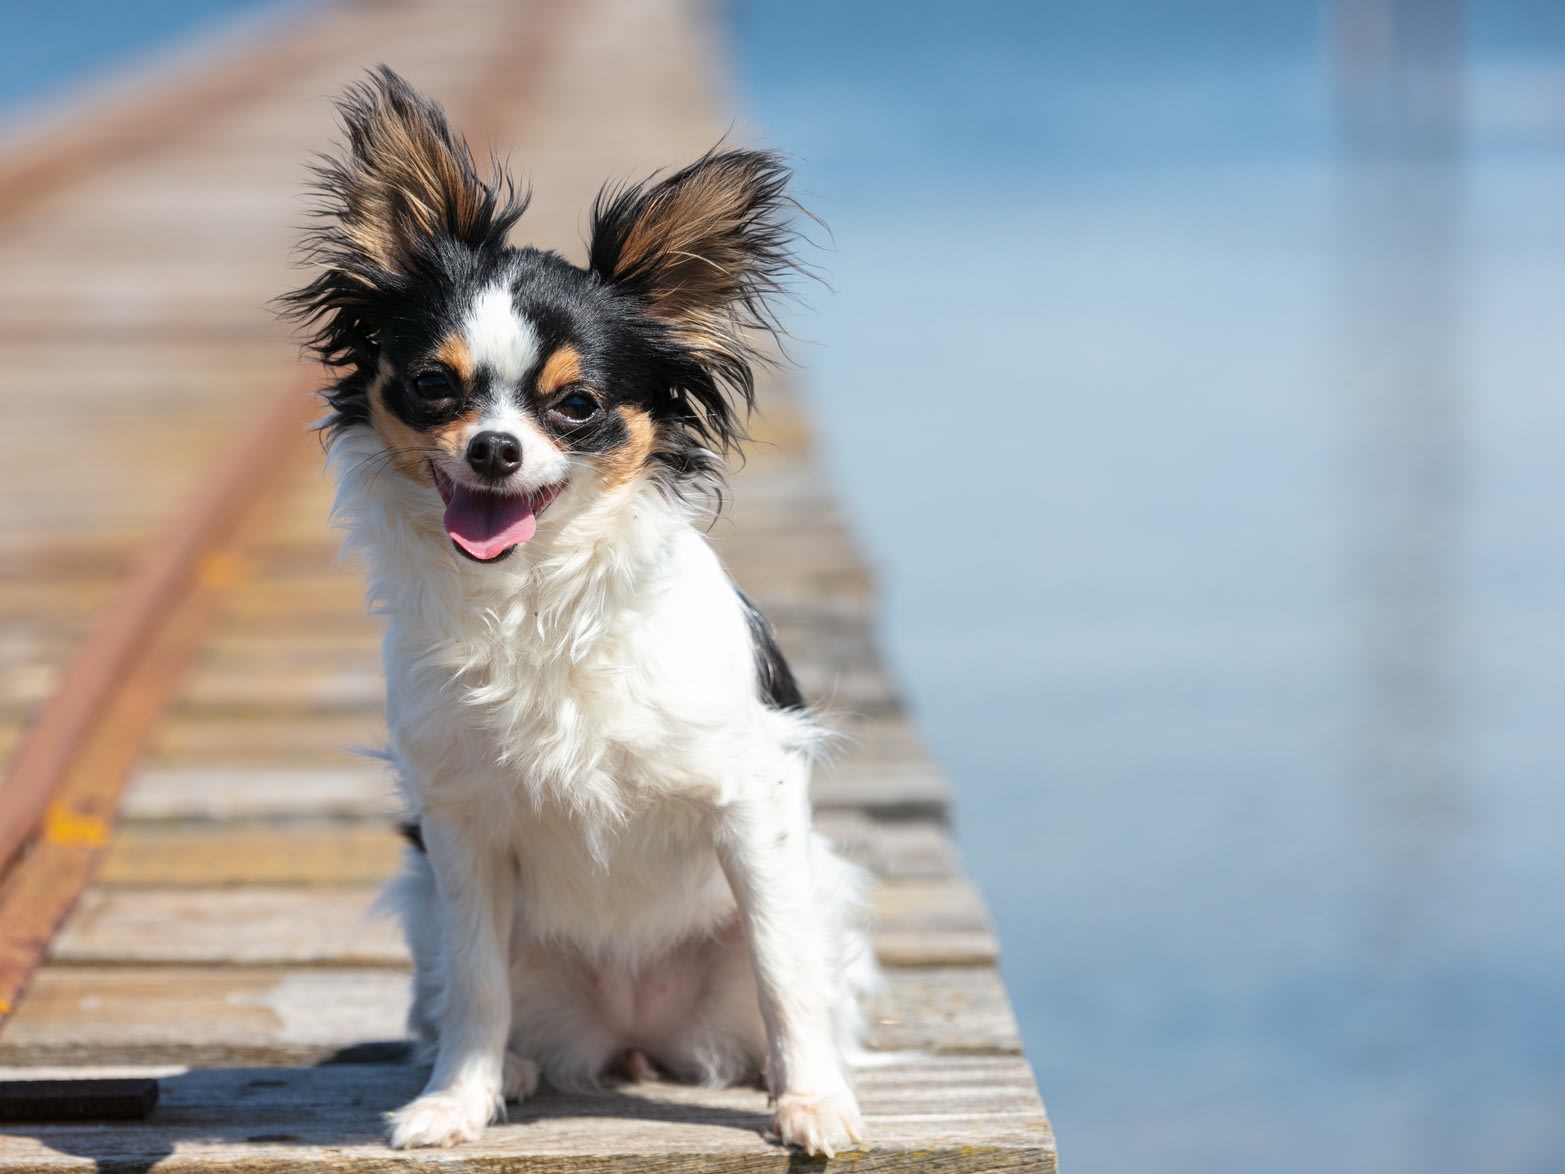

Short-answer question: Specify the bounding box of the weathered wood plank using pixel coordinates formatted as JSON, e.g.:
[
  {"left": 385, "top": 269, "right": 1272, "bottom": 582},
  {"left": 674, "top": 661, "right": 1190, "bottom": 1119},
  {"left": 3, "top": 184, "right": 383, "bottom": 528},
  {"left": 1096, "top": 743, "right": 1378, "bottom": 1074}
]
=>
[
  {"left": 0, "top": 965, "right": 1020, "bottom": 1067},
  {"left": 97, "top": 816, "right": 958, "bottom": 887},
  {"left": 817, "top": 718, "right": 952, "bottom": 816},
  {"left": 97, "top": 826, "right": 407, "bottom": 888},
  {"left": 193, "top": 629, "right": 383, "bottom": 662},
  {"left": 814, "top": 812, "right": 962, "bottom": 880},
  {"left": 144, "top": 711, "right": 387, "bottom": 764},
  {"left": 207, "top": 576, "right": 376, "bottom": 621},
  {"left": 868, "top": 967, "right": 1025, "bottom": 1055},
  {"left": 0, "top": 1058, "right": 1055, "bottom": 1171},
  {"left": 177, "top": 663, "right": 383, "bottom": 711},
  {"left": 118, "top": 767, "right": 399, "bottom": 823},
  {"left": 0, "top": 969, "right": 414, "bottom": 1067},
  {"left": 47, "top": 888, "right": 407, "bottom": 968},
  {"left": 47, "top": 878, "right": 996, "bottom": 968}
]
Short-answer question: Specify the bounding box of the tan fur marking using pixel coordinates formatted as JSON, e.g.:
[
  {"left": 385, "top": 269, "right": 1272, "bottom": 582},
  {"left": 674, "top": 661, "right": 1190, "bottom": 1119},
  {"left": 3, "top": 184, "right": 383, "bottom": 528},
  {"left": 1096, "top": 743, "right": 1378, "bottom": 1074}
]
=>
[
  {"left": 596, "top": 407, "right": 657, "bottom": 492},
  {"left": 368, "top": 372, "right": 474, "bottom": 486},
  {"left": 436, "top": 335, "right": 474, "bottom": 384},
  {"left": 601, "top": 159, "right": 781, "bottom": 368},
  {"left": 610, "top": 166, "right": 754, "bottom": 324},
  {"left": 614, "top": 174, "right": 743, "bottom": 289},
  {"left": 536, "top": 345, "right": 584, "bottom": 396},
  {"left": 337, "top": 86, "right": 494, "bottom": 271}
]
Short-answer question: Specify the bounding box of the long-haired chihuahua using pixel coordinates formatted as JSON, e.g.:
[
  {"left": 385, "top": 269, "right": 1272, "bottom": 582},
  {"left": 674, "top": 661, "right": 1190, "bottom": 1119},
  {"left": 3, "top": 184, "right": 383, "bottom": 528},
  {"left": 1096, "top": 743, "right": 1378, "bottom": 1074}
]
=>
[{"left": 283, "top": 69, "right": 875, "bottom": 1156}]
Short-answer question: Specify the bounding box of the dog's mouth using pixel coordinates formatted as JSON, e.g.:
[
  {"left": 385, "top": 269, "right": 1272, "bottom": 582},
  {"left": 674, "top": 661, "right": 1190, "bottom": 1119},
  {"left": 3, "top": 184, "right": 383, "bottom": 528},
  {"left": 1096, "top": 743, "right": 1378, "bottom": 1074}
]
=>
[{"left": 431, "top": 464, "right": 564, "bottom": 563}]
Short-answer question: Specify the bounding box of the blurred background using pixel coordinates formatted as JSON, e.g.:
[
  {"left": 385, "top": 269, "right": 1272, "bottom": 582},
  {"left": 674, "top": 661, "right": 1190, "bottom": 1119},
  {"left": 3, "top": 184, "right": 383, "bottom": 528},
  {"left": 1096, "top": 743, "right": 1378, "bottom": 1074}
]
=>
[{"left": 5, "top": 1, "right": 1563, "bottom": 1171}]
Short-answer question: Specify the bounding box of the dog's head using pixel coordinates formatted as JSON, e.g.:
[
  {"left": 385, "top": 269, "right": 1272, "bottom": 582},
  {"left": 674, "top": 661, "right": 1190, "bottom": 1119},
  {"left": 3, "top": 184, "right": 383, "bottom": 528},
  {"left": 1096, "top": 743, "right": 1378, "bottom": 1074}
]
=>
[{"left": 283, "top": 68, "right": 802, "bottom": 563}]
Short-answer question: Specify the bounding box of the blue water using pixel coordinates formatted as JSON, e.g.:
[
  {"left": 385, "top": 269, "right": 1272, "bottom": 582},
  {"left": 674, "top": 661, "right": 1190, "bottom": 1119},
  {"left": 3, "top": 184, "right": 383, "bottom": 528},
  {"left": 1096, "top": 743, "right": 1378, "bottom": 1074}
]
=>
[{"left": 730, "top": 2, "right": 1565, "bottom": 1171}]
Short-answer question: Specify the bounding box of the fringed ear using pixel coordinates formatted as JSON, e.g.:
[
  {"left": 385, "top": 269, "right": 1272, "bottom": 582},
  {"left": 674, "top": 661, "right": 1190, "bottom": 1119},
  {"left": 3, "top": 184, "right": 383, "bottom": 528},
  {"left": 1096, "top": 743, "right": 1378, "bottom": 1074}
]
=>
[
  {"left": 588, "top": 148, "right": 805, "bottom": 455},
  {"left": 280, "top": 67, "right": 527, "bottom": 436},
  {"left": 313, "top": 66, "right": 523, "bottom": 271}
]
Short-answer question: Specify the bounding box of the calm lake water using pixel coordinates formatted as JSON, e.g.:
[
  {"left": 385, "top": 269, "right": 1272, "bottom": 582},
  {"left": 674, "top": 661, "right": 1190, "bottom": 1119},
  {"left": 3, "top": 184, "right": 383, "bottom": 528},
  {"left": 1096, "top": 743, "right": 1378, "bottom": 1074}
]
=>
[
  {"left": 730, "top": 2, "right": 1565, "bottom": 1172},
  {"left": 6, "top": 2, "right": 1563, "bottom": 1171}
]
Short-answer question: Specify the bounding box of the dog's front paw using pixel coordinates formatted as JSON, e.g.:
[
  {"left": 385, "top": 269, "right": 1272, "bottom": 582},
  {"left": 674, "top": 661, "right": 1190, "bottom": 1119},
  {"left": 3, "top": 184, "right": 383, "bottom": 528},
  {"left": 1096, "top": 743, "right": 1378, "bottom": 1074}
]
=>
[
  {"left": 773, "top": 1089, "right": 866, "bottom": 1158},
  {"left": 386, "top": 1088, "right": 500, "bottom": 1149}
]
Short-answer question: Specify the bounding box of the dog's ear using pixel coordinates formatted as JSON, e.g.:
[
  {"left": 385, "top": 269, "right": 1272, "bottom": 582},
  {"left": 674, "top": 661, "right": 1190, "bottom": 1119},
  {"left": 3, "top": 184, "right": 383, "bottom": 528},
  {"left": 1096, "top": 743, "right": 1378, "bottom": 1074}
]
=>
[
  {"left": 588, "top": 149, "right": 804, "bottom": 452},
  {"left": 282, "top": 68, "right": 526, "bottom": 436},
  {"left": 313, "top": 66, "right": 522, "bottom": 273}
]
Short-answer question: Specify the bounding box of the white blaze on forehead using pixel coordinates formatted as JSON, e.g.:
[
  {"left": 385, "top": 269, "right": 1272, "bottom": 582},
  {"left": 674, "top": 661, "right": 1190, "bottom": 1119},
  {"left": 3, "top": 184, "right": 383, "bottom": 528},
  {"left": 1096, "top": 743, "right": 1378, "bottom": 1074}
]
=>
[{"left": 462, "top": 284, "right": 538, "bottom": 385}]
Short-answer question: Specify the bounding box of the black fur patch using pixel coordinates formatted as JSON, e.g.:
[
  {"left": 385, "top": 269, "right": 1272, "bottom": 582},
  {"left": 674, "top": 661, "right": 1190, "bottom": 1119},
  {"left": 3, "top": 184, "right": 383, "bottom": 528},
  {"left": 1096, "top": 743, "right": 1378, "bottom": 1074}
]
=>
[
  {"left": 737, "top": 587, "right": 805, "bottom": 711},
  {"left": 397, "top": 819, "right": 426, "bottom": 853}
]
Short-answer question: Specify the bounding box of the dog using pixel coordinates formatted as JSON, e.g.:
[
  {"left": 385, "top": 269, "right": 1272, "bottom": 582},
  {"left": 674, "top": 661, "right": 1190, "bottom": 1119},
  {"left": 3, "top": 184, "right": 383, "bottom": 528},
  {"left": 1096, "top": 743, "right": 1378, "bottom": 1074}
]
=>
[{"left": 282, "top": 68, "right": 876, "bottom": 1156}]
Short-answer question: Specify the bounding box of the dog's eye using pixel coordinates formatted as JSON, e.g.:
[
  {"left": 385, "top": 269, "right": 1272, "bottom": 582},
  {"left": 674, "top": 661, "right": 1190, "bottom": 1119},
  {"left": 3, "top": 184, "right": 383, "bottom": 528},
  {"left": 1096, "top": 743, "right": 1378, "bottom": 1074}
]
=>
[
  {"left": 550, "top": 392, "right": 600, "bottom": 425},
  {"left": 413, "top": 370, "right": 454, "bottom": 400}
]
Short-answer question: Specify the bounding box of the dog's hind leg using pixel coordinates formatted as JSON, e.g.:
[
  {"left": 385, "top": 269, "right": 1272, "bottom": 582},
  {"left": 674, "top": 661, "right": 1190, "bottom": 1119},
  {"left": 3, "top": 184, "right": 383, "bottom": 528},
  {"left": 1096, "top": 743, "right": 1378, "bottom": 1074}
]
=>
[
  {"left": 502, "top": 1049, "right": 540, "bottom": 1102},
  {"left": 383, "top": 842, "right": 443, "bottom": 1054}
]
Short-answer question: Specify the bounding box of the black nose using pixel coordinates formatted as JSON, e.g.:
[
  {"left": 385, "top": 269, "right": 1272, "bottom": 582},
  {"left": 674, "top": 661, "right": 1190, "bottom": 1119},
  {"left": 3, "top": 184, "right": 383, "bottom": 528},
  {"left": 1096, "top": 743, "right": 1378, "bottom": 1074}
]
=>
[{"left": 466, "top": 430, "right": 522, "bottom": 479}]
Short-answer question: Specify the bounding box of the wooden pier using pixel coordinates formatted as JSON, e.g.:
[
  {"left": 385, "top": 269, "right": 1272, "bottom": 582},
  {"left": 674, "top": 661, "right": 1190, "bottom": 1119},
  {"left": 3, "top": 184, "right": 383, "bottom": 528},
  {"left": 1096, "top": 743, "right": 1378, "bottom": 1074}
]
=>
[{"left": 0, "top": 0, "right": 1054, "bottom": 1168}]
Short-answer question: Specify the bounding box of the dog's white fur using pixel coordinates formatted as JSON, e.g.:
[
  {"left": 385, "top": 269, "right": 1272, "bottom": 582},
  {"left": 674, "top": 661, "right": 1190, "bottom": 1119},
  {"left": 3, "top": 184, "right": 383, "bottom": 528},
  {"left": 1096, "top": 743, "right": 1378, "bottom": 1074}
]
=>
[{"left": 331, "top": 422, "right": 877, "bottom": 1154}]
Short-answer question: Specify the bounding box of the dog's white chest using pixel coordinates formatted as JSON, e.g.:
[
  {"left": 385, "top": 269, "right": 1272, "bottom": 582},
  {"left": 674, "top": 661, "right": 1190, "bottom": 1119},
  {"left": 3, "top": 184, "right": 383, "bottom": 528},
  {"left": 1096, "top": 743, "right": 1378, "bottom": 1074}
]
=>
[{"left": 383, "top": 521, "right": 761, "bottom": 814}]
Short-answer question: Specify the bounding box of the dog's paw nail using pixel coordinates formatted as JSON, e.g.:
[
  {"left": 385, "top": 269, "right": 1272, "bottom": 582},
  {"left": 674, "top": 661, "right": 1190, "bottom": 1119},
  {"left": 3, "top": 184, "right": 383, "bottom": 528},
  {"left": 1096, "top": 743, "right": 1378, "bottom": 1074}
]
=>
[
  {"left": 774, "top": 1089, "right": 866, "bottom": 1158},
  {"left": 386, "top": 1090, "right": 496, "bottom": 1149}
]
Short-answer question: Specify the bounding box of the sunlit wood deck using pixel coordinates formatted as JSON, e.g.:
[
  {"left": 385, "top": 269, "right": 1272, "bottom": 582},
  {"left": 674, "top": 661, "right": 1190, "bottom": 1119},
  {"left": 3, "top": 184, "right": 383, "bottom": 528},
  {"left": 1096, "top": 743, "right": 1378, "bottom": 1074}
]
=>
[{"left": 0, "top": 0, "right": 1053, "bottom": 1168}]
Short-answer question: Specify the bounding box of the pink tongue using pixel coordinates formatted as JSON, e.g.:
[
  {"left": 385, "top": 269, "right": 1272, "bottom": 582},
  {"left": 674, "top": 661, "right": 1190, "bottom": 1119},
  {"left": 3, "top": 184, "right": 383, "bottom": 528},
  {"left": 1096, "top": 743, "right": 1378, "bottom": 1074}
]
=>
[{"left": 443, "top": 484, "right": 537, "bottom": 560}]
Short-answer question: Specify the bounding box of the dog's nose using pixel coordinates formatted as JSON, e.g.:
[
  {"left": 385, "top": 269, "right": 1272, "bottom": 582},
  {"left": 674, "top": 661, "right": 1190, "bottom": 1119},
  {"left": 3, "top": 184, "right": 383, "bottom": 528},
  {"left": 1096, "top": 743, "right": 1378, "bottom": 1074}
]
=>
[{"left": 466, "top": 431, "right": 522, "bottom": 479}]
